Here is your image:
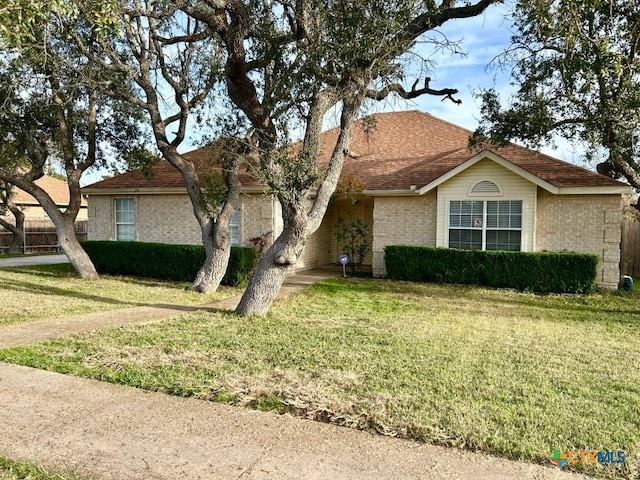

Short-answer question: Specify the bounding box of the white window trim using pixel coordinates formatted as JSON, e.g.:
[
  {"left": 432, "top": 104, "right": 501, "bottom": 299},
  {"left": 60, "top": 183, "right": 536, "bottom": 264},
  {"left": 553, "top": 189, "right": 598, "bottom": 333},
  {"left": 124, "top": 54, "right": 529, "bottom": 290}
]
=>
[
  {"left": 114, "top": 197, "right": 136, "bottom": 242},
  {"left": 447, "top": 199, "right": 523, "bottom": 251}
]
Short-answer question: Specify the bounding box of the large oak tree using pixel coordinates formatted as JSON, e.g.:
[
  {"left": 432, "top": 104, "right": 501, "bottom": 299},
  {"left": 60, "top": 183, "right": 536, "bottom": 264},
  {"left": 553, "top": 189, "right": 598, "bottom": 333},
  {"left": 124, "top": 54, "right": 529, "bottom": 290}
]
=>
[
  {"left": 70, "top": 0, "right": 245, "bottom": 293},
  {"left": 185, "top": 0, "right": 503, "bottom": 315},
  {"left": 0, "top": 26, "right": 147, "bottom": 278},
  {"left": 473, "top": 0, "right": 640, "bottom": 193}
]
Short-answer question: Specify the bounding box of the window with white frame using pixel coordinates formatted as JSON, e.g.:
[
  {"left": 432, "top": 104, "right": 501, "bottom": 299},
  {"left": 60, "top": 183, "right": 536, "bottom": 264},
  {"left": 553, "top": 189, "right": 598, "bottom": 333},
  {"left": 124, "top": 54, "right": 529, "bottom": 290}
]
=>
[
  {"left": 448, "top": 200, "right": 522, "bottom": 251},
  {"left": 230, "top": 208, "right": 239, "bottom": 246},
  {"left": 115, "top": 198, "right": 135, "bottom": 241}
]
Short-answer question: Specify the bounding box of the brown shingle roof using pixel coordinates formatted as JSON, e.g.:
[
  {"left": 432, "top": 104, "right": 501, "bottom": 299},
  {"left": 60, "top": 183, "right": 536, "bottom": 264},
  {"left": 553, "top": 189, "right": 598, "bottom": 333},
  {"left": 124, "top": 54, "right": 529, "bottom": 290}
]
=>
[
  {"left": 336, "top": 111, "right": 626, "bottom": 190},
  {"left": 83, "top": 146, "right": 262, "bottom": 190},
  {"left": 84, "top": 110, "right": 627, "bottom": 192},
  {"left": 13, "top": 175, "right": 88, "bottom": 207}
]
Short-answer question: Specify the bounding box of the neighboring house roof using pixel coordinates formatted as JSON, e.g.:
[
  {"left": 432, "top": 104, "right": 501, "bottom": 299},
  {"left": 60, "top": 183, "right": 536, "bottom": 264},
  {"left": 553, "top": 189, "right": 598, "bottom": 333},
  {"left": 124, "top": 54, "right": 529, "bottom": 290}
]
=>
[
  {"left": 83, "top": 110, "right": 629, "bottom": 195},
  {"left": 12, "top": 175, "right": 88, "bottom": 207}
]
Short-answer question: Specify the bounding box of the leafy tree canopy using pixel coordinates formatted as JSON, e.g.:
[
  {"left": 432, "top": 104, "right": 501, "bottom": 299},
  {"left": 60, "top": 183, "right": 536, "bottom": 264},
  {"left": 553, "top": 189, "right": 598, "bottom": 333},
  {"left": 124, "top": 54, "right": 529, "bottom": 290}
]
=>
[
  {"left": 472, "top": 0, "right": 640, "bottom": 190},
  {"left": 0, "top": 1, "right": 151, "bottom": 277}
]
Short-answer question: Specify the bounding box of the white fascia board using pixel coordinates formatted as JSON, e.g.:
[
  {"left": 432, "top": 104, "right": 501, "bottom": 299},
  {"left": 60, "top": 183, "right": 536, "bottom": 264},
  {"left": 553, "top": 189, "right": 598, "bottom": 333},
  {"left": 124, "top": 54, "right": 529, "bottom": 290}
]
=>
[
  {"left": 556, "top": 186, "right": 631, "bottom": 195},
  {"left": 362, "top": 189, "right": 420, "bottom": 196},
  {"left": 417, "top": 150, "right": 559, "bottom": 195},
  {"left": 83, "top": 185, "right": 267, "bottom": 196}
]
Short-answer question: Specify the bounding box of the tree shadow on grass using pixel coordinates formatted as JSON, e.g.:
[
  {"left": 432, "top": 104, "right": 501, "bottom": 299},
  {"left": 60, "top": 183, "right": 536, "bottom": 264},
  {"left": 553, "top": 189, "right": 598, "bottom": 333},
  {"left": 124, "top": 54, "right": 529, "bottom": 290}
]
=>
[
  {"left": 5, "top": 263, "right": 78, "bottom": 277},
  {"left": 7, "top": 264, "right": 189, "bottom": 288},
  {"left": 0, "top": 278, "right": 143, "bottom": 308},
  {"left": 311, "top": 277, "right": 640, "bottom": 325}
]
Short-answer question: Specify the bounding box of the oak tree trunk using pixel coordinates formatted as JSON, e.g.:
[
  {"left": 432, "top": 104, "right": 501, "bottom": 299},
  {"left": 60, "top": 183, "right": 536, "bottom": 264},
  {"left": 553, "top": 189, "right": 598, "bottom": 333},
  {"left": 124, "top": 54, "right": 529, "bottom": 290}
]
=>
[
  {"left": 0, "top": 211, "right": 24, "bottom": 254},
  {"left": 192, "top": 243, "right": 231, "bottom": 293},
  {"left": 192, "top": 218, "right": 233, "bottom": 294},
  {"left": 7, "top": 224, "right": 24, "bottom": 255},
  {"left": 235, "top": 205, "right": 307, "bottom": 316},
  {"left": 234, "top": 249, "right": 290, "bottom": 316},
  {"left": 56, "top": 215, "right": 98, "bottom": 280}
]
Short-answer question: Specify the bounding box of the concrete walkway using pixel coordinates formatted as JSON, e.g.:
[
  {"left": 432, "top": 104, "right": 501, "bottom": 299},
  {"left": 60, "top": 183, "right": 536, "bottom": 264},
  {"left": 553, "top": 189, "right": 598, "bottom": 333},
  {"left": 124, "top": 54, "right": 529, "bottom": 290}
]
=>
[
  {"left": 0, "top": 267, "right": 589, "bottom": 480},
  {"left": 0, "top": 268, "right": 339, "bottom": 349},
  {"left": 0, "top": 253, "right": 68, "bottom": 268}
]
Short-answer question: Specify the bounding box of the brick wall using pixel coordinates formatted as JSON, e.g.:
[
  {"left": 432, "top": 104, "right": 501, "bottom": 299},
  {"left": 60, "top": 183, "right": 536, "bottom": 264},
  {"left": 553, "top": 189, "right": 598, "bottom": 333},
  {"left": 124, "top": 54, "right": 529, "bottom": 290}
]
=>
[
  {"left": 87, "top": 196, "right": 112, "bottom": 241},
  {"left": 239, "top": 194, "right": 278, "bottom": 247},
  {"left": 372, "top": 193, "right": 437, "bottom": 276},
  {"left": 137, "top": 194, "right": 201, "bottom": 244},
  {"left": 87, "top": 194, "right": 232, "bottom": 245},
  {"left": 536, "top": 189, "right": 622, "bottom": 289}
]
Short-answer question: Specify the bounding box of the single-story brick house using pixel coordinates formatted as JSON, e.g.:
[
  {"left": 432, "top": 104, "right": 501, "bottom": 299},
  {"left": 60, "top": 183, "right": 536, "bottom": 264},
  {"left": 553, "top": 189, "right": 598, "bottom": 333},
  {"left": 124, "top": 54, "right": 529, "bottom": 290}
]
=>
[{"left": 83, "top": 110, "right": 629, "bottom": 288}]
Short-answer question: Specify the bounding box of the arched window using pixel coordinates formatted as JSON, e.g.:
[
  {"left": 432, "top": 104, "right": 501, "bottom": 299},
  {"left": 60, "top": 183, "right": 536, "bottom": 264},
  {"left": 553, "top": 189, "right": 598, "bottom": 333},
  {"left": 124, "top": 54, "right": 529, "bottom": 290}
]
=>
[{"left": 469, "top": 180, "right": 502, "bottom": 196}]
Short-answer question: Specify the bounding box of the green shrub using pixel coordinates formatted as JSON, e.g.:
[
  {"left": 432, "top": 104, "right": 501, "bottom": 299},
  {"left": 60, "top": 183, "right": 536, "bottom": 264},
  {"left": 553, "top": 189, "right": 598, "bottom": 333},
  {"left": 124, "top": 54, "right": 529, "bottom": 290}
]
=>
[
  {"left": 384, "top": 245, "right": 598, "bottom": 294},
  {"left": 81, "top": 241, "right": 256, "bottom": 286},
  {"left": 223, "top": 246, "right": 257, "bottom": 286}
]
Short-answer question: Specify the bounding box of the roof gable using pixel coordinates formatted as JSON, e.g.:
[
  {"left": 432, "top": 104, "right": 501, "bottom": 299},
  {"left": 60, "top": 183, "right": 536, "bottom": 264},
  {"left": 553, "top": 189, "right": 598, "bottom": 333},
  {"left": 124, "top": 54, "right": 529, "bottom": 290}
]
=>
[{"left": 418, "top": 150, "right": 560, "bottom": 195}]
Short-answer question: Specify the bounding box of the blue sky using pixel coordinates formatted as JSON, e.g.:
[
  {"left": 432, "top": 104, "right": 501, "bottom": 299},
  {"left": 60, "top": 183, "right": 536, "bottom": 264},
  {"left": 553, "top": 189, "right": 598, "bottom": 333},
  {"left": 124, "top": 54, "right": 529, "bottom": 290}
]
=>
[
  {"left": 366, "top": 1, "right": 587, "bottom": 167},
  {"left": 82, "top": 2, "right": 583, "bottom": 186}
]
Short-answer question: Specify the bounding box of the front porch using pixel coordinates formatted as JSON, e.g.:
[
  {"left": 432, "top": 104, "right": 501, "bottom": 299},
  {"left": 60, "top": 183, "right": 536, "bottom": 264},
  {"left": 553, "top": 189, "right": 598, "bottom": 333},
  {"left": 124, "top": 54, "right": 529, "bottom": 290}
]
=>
[{"left": 296, "top": 198, "right": 374, "bottom": 272}]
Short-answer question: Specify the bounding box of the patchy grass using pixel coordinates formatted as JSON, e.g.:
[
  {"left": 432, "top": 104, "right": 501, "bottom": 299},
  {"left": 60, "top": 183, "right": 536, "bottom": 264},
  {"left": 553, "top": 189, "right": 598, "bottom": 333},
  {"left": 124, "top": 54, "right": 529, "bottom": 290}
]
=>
[
  {"left": 1, "top": 278, "right": 638, "bottom": 479},
  {"left": 0, "top": 457, "right": 82, "bottom": 480},
  {"left": 0, "top": 264, "right": 240, "bottom": 326}
]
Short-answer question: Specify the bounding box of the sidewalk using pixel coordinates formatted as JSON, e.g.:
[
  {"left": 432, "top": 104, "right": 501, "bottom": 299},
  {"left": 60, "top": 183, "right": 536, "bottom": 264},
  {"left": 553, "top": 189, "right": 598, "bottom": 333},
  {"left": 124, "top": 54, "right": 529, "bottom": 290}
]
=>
[
  {"left": 0, "top": 253, "right": 68, "bottom": 268},
  {"left": 0, "top": 268, "right": 589, "bottom": 480},
  {"left": 0, "top": 268, "right": 339, "bottom": 349}
]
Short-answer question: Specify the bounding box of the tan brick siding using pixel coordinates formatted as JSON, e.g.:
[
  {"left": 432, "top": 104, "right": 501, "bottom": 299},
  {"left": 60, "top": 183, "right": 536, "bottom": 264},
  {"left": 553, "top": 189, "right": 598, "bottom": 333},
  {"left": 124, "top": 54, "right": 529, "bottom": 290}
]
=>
[
  {"left": 536, "top": 190, "right": 622, "bottom": 288},
  {"left": 87, "top": 193, "right": 273, "bottom": 247},
  {"left": 239, "top": 194, "right": 278, "bottom": 247},
  {"left": 372, "top": 193, "right": 437, "bottom": 276},
  {"left": 137, "top": 195, "right": 201, "bottom": 244},
  {"left": 87, "top": 196, "right": 112, "bottom": 241}
]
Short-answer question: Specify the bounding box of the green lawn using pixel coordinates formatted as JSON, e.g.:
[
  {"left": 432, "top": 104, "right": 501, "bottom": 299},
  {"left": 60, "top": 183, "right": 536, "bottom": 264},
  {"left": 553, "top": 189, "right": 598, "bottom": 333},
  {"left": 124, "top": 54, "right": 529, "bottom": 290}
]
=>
[
  {"left": 0, "top": 457, "right": 80, "bottom": 480},
  {"left": 0, "top": 264, "right": 240, "bottom": 326},
  {"left": 0, "top": 276, "right": 638, "bottom": 479}
]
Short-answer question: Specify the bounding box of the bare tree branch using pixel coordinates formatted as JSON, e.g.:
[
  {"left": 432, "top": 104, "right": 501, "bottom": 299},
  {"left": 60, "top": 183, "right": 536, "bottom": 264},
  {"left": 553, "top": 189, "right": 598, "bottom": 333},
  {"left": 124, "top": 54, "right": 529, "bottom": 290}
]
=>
[{"left": 365, "top": 77, "right": 461, "bottom": 104}]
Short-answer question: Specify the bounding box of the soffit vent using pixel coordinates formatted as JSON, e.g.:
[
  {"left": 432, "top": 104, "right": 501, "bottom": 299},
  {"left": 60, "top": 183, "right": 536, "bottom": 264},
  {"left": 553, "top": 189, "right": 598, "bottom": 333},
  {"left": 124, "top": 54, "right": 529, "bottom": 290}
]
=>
[{"left": 470, "top": 180, "right": 501, "bottom": 195}]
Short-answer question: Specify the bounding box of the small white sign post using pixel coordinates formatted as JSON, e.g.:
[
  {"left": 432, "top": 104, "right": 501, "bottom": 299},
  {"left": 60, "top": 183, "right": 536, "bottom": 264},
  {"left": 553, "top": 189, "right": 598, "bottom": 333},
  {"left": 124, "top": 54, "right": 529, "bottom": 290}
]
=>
[{"left": 339, "top": 254, "right": 349, "bottom": 277}]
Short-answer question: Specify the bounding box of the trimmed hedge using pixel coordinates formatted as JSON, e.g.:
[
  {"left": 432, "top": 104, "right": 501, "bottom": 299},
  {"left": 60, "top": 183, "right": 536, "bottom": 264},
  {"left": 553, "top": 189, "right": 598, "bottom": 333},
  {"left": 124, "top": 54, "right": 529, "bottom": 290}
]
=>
[
  {"left": 81, "top": 241, "right": 256, "bottom": 286},
  {"left": 384, "top": 245, "right": 598, "bottom": 294}
]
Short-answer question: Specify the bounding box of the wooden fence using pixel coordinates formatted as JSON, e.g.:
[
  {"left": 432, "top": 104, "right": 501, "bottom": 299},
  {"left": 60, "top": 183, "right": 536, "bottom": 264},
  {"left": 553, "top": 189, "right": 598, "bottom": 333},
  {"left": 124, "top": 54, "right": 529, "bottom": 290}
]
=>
[
  {"left": 0, "top": 218, "right": 87, "bottom": 254},
  {"left": 621, "top": 220, "right": 640, "bottom": 277}
]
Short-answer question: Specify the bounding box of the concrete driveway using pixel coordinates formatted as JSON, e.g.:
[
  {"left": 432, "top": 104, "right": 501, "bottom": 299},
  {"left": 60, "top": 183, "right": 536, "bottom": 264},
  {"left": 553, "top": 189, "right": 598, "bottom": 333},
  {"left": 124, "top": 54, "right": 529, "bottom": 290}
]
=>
[{"left": 0, "top": 253, "right": 69, "bottom": 268}]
